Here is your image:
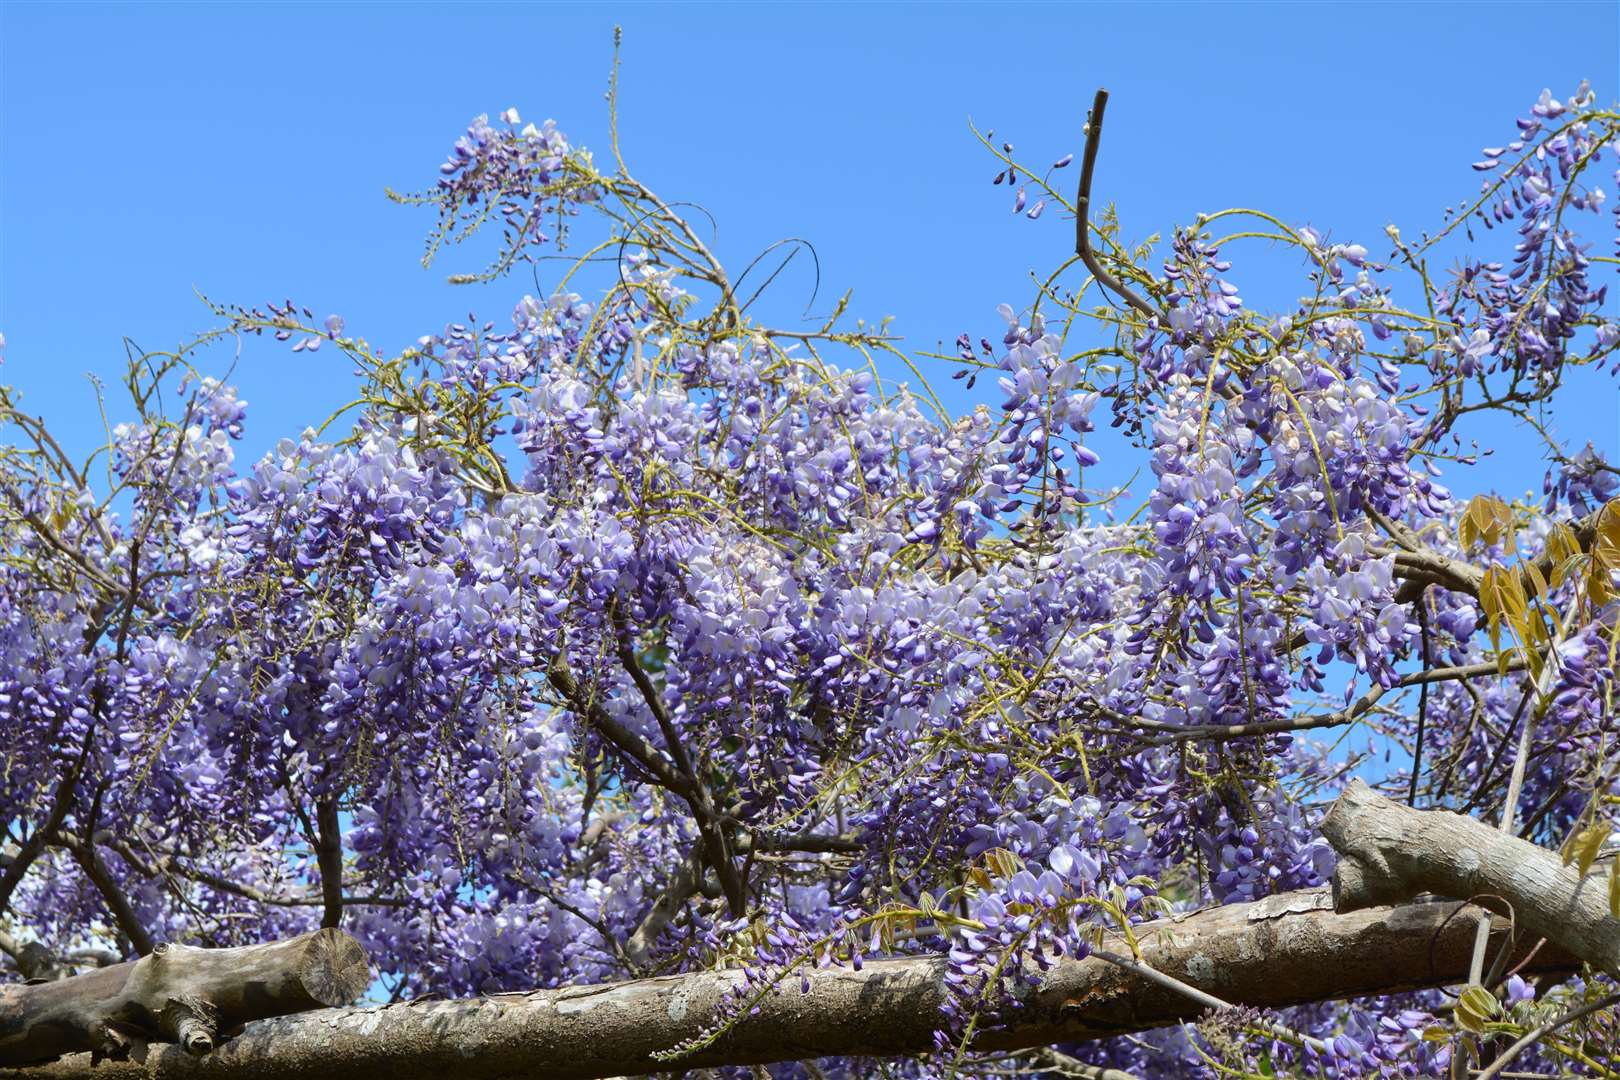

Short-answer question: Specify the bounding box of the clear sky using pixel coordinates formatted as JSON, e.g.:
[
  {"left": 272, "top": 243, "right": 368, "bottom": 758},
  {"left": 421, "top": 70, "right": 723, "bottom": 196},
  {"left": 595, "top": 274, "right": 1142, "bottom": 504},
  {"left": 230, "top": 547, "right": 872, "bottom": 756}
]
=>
[{"left": 2, "top": 1, "right": 1616, "bottom": 504}]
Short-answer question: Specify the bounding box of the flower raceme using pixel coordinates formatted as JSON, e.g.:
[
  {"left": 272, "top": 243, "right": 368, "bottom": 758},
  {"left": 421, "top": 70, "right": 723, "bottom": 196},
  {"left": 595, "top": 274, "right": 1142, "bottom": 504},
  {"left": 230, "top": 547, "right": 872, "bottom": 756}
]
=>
[{"left": 1, "top": 83, "right": 1617, "bottom": 1078}]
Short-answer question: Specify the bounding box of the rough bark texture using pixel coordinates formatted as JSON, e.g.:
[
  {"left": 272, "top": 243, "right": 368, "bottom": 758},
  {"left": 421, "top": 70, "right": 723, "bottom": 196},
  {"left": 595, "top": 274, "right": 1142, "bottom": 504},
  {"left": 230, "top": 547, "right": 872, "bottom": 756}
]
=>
[
  {"left": 0, "top": 929, "right": 369, "bottom": 1068},
  {"left": 4, "top": 891, "right": 1574, "bottom": 1080},
  {"left": 1322, "top": 778, "right": 1620, "bottom": 976}
]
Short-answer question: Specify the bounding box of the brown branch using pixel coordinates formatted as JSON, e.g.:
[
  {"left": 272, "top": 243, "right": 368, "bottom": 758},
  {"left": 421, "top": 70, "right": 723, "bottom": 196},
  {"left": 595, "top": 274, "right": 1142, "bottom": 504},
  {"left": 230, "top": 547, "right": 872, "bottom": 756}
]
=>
[
  {"left": 1074, "top": 89, "right": 1160, "bottom": 321},
  {"left": 1386, "top": 504, "right": 1604, "bottom": 605},
  {"left": 623, "top": 844, "right": 706, "bottom": 970},
  {"left": 0, "top": 931, "right": 119, "bottom": 983},
  {"left": 1106, "top": 659, "right": 1526, "bottom": 748},
  {"left": 313, "top": 800, "right": 344, "bottom": 931},
  {"left": 611, "top": 617, "right": 745, "bottom": 916},
  {"left": 1409, "top": 586, "right": 1431, "bottom": 805},
  {"left": 743, "top": 830, "right": 863, "bottom": 855},
  {"left": 62, "top": 841, "right": 152, "bottom": 959},
  {"left": 508, "top": 873, "right": 641, "bottom": 975},
  {"left": 0, "top": 929, "right": 368, "bottom": 1068},
  {"left": 0, "top": 932, "right": 57, "bottom": 983},
  {"left": 0, "top": 728, "right": 96, "bottom": 918},
  {"left": 549, "top": 658, "right": 742, "bottom": 914},
  {"left": 1322, "top": 778, "right": 1620, "bottom": 977},
  {"left": 1089, "top": 947, "right": 1327, "bottom": 1054},
  {"left": 547, "top": 660, "right": 691, "bottom": 798},
  {"left": 7, "top": 890, "right": 1574, "bottom": 1080},
  {"left": 104, "top": 838, "right": 401, "bottom": 910}
]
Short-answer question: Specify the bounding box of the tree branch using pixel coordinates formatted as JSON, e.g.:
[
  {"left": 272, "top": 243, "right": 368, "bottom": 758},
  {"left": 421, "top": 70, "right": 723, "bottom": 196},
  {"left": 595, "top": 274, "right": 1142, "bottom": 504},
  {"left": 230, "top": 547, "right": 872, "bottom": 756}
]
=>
[
  {"left": 612, "top": 617, "right": 745, "bottom": 916},
  {"left": 1074, "top": 89, "right": 1160, "bottom": 321},
  {"left": 0, "top": 931, "right": 119, "bottom": 983},
  {"left": 1026, "top": 1048, "right": 1142, "bottom": 1080},
  {"left": 1102, "top": 659, "right": 1528, "bottom": 748},
  {"left": 1476, "top": 989, "right": 1620, "bottom": 1080},
  {"left": 0, "top": 728, "right": 96, "bottom": 918},
  {"left": 623, "top": 844, "right": 705, "bottom": 970},
  {"left": 1385, "top": 505, "right": 1604, "bottom": 605},
  {"left": 547, "top": 660, "right": 691, "bottom": 798},
  {"left": 6, "top": 890, "right": 1574, "bottom": 1080},
  {"left": 0, "top": 929, "right": 368, "bottom": 1068},
  {"left": 1321, "top": 778, "right": 1619, "bottom": 977},
  {"left": 62, "top": 841, "right": 153, "bottom": 959},
  {"left": 313, "top": 800, "right": 344, "bottom": 931},
  {"left": 104, "top": 837, "right": 402, "bottom": 910}
]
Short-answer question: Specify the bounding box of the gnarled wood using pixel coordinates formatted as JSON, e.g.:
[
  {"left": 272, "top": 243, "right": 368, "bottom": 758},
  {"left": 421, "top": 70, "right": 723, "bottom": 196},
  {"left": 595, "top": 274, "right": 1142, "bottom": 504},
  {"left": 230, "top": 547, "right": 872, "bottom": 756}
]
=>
[
  {"left": 0, "top": 928, "right": 369, "bottom": 1068},
  {"left": 4, "top": 891, "right": 1574, "bottom": 1080},
  {"left": 1322, "top": 778, "right": 1620, "bottom": 976}
]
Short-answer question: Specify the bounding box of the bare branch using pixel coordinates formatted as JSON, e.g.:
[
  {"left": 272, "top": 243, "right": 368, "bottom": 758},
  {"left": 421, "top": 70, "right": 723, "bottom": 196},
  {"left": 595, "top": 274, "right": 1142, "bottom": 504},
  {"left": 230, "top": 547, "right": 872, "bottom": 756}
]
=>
[
  {"left": 9, "top": 891, "right": 1575, "bottom": 1080},
  {"left": 1074, "top": 89, "right": 1160, "bottom": 321},
  {"left": 0, "top": 929, "right": 369, "bottom": 1068},
  {"left": 1322, "top": 778, "right": 1619, "bottom": 977}
]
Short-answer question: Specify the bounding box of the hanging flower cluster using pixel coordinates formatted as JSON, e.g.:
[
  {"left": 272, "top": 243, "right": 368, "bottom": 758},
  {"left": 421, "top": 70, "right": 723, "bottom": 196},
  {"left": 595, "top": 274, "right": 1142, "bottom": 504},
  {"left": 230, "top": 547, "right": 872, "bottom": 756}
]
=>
[{"left": 2, "top": 83, "right": 1617, "bottom": 1077}]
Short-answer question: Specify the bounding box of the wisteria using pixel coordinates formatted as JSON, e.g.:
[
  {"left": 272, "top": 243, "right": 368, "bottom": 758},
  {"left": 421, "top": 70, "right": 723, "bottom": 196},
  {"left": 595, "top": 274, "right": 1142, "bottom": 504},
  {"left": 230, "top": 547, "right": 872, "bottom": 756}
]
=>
[{"left": 2, "top": 79, "right": 1619, "bottom": 1079}]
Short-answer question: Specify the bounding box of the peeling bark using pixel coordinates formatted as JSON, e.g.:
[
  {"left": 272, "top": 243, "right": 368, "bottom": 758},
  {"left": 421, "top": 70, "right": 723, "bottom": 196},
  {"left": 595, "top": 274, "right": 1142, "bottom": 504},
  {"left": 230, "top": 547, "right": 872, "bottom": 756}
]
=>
[
  {"left": 1322, "top": 778, "right": 1620, "bottom": 976},
  {"left": 4, "top": 891, "right": 1574, "bottom": 1080},
  {"left": 0, "top": 928, "right": 369, "bottom": 1068}
]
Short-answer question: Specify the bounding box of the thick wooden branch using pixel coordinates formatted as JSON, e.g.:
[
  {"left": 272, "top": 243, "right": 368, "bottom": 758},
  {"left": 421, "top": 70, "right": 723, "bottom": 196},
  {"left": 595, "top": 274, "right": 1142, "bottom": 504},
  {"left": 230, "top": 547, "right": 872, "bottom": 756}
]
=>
[
  {"left": 0, "top": 932, "right": 118, "bottom": 984},
  {"left": 5, "top": 890, "right": 1574, "bottom": 1080},
  {"left": 0, "top": 928, "right": 369, "bottom": 1069},
  {"left": 1322, "top": 778, "right": 1620, "bottom": 977}
]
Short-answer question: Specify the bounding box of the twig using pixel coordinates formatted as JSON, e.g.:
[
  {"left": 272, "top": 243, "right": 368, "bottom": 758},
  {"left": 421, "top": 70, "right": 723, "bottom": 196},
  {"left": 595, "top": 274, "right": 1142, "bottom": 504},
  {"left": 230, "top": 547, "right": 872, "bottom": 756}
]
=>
[
  {"left": 1475, "top": 991, "right": 1620, "bottom": 1080},
  {"left": 1074, "top": 89, "right": 1160, "bottom": 321},
  {"left": 1091, "top": 948, "right": 1330, "bottom": 1054},
  {"left": 1411, "top": 587, "right": 1431, "bottom": 806}
]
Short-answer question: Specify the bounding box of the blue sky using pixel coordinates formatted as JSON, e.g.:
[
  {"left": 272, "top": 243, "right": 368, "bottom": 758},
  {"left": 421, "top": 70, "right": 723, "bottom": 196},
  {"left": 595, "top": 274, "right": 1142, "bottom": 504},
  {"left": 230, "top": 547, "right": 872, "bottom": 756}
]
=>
[{"left": 2, "top": 1, "right": 1616, "bottom": 504}]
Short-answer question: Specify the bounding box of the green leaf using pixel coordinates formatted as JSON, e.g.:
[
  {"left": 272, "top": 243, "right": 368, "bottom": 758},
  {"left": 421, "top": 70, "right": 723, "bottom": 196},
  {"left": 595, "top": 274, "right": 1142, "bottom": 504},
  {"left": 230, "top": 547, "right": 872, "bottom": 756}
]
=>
[
  {"left": 1564, "top": 820, "right": 1613, "bottom": 877},
  {"left": 984, "top": 847, "right": 1022, "bottom": 879},
  {"left": 1546, "top": 523, "right": 1581, "bottom": 566},
  {"left": 1455, "top": 985, "right": 1499, "bottom": 1033},
  {"left": 1525, "top": 560, "right": 1549, "bottom": 600},
  {"left": 1609, "top": 862, "right": 1620, "bottom": 921}
]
